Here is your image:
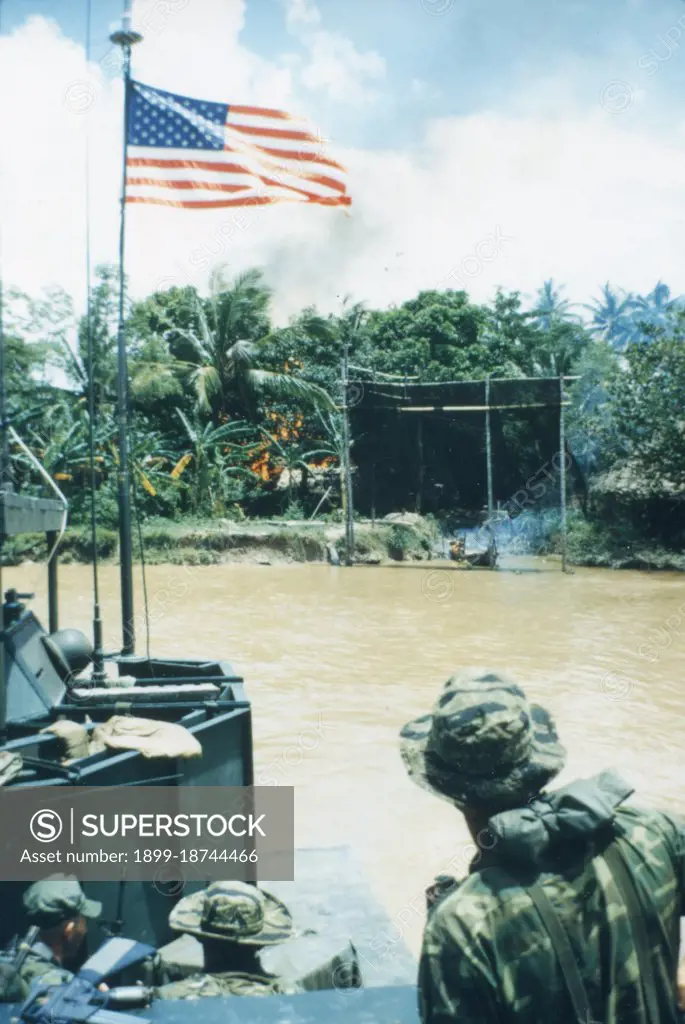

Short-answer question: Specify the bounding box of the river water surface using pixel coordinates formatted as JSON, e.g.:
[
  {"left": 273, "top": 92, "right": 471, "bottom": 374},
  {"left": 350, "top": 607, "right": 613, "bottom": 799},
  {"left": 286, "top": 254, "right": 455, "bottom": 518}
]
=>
[{"left": 7, "top": 556, "right": 685, "bottom": 958}]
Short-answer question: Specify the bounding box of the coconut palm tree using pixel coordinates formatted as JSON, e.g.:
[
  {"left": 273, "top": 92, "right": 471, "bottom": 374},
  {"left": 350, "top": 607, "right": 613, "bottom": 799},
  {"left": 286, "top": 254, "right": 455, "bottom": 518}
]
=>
[
  {"left": 631, "top": 281, "right": 683, "bottom": 337},
  {"left": 532, "top": 279, "right": 578, "bottom": 329},
  {"left": 583, "top": 283, "right": 636, "bottom": 351},
  {"left": 528, "top": 321, "right": 588, "bottom": 377},
  {"left": 305, "top": 410, "right": 351, "bottom": 519},
  {"left": 133, "top": 269, "right": 335, "bottom": 422}
]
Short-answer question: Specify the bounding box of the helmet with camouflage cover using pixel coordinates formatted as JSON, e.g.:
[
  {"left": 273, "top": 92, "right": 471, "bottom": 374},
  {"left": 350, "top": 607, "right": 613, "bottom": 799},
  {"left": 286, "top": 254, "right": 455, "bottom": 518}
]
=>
[
  {"left": 400, "top": 668, "right": 566, "bottom": 812},
  {"left": 169, "top": 882, "right": 292, "bottom": 946}
]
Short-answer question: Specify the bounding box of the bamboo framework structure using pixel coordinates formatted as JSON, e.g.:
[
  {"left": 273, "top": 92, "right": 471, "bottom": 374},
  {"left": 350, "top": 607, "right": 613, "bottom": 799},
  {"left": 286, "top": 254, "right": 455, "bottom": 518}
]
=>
[{"left": 342, "top": 373, "right": 576, "bottom": 572}]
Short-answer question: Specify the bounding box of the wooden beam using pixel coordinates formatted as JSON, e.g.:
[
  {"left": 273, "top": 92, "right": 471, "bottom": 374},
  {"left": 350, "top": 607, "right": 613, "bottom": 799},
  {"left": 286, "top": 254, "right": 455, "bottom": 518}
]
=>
[
  {"left": 559, "top": 375, "right": 568, "bottom": 574},
  {"left": 485, "top": 376, "right": 494, "bottom": 517},
  {"left": 393, "top": 402, "right": 572, "bottom": 413}
]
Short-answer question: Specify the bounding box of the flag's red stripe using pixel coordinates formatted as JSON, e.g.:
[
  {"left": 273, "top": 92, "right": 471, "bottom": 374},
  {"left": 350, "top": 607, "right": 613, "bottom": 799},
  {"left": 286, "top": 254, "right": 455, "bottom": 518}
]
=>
[
  {"left": 229, "top": 104, "right": 293, "bottom": 120},
  {"left": 228, "top": 122, "right": 319, "bottom": 143},
  {"left": 127, "top": 175, "right": 345, "bottom": 204},
  {"left": 129, "top": 157, "right": 248, "bottom": 173},
  {"left": 126, "top": 194, "right": 351, "bottom": 209},
  {"left": 127, "top": 176, "right": 314, "bottom": 201},
  {"left": 128, "top": 148, "right": 345, "bottom": 175},
  {"left": 224, "top": 143, "right": 346, "bottom": 172},
  {"left": 127, "top": 158, "right": 347, "bottom": 194},
  {"left": 127, "top": 177, "right": 245, "bottom": 193}
]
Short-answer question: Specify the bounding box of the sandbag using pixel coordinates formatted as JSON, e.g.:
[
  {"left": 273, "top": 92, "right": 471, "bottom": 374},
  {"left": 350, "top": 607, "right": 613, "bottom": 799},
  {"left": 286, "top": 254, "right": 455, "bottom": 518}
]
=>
[
  {"left": 92, "top": 716, "right": 202, "bottom": 760},
  {"left": 0, "top": 751, "right": 22, "bottom": 787},
  {"left": 42, "top": 720, "right": 93, "bottom": 761}
]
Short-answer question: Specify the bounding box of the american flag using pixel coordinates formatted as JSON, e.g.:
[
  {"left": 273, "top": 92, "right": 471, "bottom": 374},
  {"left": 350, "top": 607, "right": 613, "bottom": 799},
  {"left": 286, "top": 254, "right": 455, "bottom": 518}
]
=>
[{"left": 125, "top": 80, "right": 350, "bottom": 210}]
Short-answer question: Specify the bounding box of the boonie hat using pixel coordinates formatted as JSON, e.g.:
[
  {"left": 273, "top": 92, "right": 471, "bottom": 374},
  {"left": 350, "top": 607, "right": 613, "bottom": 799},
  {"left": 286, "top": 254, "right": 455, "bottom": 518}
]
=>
[
  {"left": 400, "top": 668, "right": 566, "bottom": 812},
  {"left": 169, "top": 881, "right": 292, "bottom": 946}
]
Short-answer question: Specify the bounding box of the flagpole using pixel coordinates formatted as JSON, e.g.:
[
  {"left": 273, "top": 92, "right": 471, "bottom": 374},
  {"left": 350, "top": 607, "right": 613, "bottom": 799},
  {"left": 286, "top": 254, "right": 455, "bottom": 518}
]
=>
[{"left": 110, "top": 7, "right": 142, "bottom": 656}]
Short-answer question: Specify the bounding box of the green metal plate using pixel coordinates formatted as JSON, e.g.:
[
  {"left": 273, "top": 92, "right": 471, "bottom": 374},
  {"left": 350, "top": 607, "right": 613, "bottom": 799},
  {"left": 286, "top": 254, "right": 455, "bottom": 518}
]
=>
[{"left": 0, "top": 493, "right": 64, "bottom": 537}]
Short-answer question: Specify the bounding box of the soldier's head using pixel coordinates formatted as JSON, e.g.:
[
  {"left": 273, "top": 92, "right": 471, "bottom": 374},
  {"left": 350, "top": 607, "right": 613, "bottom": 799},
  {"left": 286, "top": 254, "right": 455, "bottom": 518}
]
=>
[
  {"left": 23, "top": 876, "right": 101, "bottom": 963},
  {"left": 168, "top": 881, "right": 292, "bottom": 971},
  {"left": 399, "top": 669, "right": 566, "bottom": 836}
]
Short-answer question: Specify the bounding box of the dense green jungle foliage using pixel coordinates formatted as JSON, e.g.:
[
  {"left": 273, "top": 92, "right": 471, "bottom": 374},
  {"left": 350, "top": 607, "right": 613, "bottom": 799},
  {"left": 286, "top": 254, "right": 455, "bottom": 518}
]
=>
[{"left": 4, "top": 269, "right": 684, "bottom": 556}]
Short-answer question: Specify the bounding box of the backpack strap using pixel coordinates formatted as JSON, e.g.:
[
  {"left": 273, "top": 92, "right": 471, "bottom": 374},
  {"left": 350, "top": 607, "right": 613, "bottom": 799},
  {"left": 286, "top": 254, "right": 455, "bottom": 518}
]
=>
[
  {"left": 524, "top": 880, "right": 593, "bottom": 1023},
  {"left": 602, "top": 839, "right": 670, "bottom": 1024},
  {"left": 502, "top": 833, "right": 677, "bottom": 1024}
]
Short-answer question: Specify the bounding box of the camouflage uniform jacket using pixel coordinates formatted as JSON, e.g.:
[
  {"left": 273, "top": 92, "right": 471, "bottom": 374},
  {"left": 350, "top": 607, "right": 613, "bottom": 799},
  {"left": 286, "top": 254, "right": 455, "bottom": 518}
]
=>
[
  {"left": 0, "top": 942, "right": 72, "bottom": 1003},
  {"left": 155, "top": 969, "right": 297, "bottom": 1001},
  {"left": 419, "top": 806, "right": 685, "bottom": 1024}
]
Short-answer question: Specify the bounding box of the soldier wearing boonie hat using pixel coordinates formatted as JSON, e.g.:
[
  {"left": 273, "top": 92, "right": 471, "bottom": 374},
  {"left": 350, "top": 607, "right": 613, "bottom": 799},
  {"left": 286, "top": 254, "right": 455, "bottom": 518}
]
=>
[
  {"left": 0, "top": 876, "right": 102, "bottom": 1002},
  {"left": 154, "top": 881, "right": 298, "bottom": 1001},
  {"left": 401, "top": 668, "right": 685, "bottom": 1024}
]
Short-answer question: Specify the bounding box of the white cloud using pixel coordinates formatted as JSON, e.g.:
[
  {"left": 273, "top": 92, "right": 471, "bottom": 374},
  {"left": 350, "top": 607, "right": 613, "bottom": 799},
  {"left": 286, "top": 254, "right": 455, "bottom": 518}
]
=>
[
  {"left": 283, "top": 0, "right": 321, "bottom": 29},
  {"left": 133, "top": 0, "right": 293, "bottom": 107},
  {"left": 1, "top": 2, "right": 684, "bottom": 332},
  {"left": 282, "top": 0, "right": 385, "bottom": 104},
  {"left": 410, "top": 77, "right": 441, "bottom": 100}
]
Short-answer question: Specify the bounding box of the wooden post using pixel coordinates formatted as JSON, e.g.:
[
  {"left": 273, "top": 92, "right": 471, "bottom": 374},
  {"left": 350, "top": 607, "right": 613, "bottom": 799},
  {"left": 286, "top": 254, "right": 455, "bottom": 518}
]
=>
[
  {"left": 416, "top": 416, "right": 424, "bottom": 514},
  {"left": 0, "top": 554, "right": 5, "bottom": 743},
  {"left": 559, "top": 374, "right": 568, "bottom": 573},
  {"left": 485, "top": 375, "right": 494, "bottom": 518},
  {"left": 371, "top": 461, "right": 376, "bottom": 527},
  {"left": 47, "top": 531, "right": 59, "bottom": 634},
  {"left": 341, "top": 345, "right": 355, "bottom": 565}
]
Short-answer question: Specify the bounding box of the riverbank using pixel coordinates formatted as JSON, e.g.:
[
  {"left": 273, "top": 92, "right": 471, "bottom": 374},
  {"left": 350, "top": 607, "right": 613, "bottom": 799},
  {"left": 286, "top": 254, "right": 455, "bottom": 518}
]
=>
[
  {"left": 1, "top": 515, "right": 439, "bottom": 568},
  {"left": 562, "top": 517, "right": 685, "bottom": 572},
  {"left": 4, "top": 513, "right": 682, "bottom": 571}
]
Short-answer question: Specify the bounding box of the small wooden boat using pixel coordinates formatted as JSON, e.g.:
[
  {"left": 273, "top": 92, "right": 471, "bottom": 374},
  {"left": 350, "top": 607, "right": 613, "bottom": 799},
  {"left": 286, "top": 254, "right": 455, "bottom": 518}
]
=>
[{"left": 449, "top": 535, "right": 497, "bottom": 569}]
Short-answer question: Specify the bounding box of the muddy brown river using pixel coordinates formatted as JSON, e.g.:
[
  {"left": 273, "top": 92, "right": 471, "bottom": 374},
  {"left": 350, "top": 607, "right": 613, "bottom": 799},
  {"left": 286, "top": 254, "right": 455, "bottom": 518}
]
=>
[{"left": 6, "top": 556, "right": 685, "bottom": 958}]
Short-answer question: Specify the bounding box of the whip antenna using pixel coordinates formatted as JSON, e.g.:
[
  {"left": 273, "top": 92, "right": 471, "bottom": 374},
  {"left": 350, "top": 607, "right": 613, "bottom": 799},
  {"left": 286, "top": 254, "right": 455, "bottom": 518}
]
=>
[
  {"left": 110, "top": 1, "right": 143, "bottom": 657},
  {"left": 0, "top": 0, "right": 11, "bottom": 496},
  {"left": 83, "top": 0, "right": 107, "bottom": 683}
]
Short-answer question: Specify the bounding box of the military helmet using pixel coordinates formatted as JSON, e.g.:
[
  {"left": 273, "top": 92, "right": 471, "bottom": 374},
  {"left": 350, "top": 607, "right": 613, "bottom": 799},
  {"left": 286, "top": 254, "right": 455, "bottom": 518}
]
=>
[{"left": 43, "top": 629, "right": 93, "bottom": 681}]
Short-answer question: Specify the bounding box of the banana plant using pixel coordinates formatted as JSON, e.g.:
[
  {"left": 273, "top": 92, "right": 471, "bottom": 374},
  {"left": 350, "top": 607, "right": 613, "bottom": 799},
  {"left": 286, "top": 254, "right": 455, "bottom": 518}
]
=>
[{"left": 172, "top": 408, "right": 257, "bottom": 511}]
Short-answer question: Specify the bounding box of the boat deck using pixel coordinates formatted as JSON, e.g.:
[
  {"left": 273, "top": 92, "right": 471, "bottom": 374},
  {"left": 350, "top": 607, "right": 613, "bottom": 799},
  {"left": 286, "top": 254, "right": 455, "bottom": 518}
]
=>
[
  {"left": 0, "top": 846, "right": 420, "bottom": 1023},
  {"left": 144, "top": 984, "right": 419, "bottom": 1023}
]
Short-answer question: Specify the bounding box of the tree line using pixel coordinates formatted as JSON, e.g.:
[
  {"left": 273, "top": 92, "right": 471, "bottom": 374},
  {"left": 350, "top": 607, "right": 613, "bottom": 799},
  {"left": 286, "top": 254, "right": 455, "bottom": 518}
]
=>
[{"left": 4, "top": 268, "right": 684, "bottom": 548}]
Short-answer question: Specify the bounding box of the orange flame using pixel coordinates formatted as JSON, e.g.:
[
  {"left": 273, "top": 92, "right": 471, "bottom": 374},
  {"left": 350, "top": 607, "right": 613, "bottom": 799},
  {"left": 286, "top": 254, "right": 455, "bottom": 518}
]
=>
[
  {"left": 250, "top": 450, "right": 272, "bottom": 482},
  {"left": 249, "top": 412, "right": 308, "bottom": 481}
]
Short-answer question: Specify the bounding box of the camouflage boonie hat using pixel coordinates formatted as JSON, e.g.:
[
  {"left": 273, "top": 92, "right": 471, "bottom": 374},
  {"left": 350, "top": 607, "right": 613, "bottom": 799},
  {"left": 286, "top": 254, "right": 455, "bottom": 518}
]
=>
[
  {"left": 23, "top": 876, "right": 102, "bottom": 928},
  {"left": 400, "top": 668, "right": 566, "bottom": 812},
  {"left": 169, "top": 882, "right": 292, "bottom": 946}
]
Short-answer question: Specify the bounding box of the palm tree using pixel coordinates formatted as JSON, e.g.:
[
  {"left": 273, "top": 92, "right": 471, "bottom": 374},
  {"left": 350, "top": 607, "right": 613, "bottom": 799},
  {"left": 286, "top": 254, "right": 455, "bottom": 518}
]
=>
[
  {"left": 532, "top": 279, "right": 578, "bottom": 329},
  {"left": 261, "top": 431, "right": 310, "bottom": 510},
  {"left": 133, "top": 269, "right": 335, "bottom": 421},
  {"left": 528, "top": 321, "right": 588, "bottom": 377},
  {"left": 306, "top": 410, "right": 351, "bottom": 519},
  {"left": 583, "top": 283, "right": 636, "bottom": 351},
  {"left": 631, "top": 281, "right": 682, "bottom": 337}
]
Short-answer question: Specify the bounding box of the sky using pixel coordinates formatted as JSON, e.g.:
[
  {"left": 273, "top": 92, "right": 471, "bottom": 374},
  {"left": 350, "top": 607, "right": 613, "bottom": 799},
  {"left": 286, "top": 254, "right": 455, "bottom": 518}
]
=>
[{"left": 2, "top": 0, "right": 685, "bottom": 322}]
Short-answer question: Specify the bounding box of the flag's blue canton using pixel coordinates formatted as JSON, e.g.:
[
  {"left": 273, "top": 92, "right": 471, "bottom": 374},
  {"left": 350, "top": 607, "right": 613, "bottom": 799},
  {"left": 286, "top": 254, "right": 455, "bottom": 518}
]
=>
[{"left": 128, "top": 81, "right": 228, "bottom": 151}]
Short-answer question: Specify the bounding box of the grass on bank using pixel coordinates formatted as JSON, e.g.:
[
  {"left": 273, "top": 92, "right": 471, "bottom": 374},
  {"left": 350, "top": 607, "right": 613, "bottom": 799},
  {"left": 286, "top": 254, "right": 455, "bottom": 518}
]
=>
[
  {"left": 0, "top": 516, "right": 438, "bottom": 567},
  {"left": 563, "top": 515, "right": 685, "bottom": 571},
  {"left": 4, "top": 513, "right": 681, "bottom": 571}
]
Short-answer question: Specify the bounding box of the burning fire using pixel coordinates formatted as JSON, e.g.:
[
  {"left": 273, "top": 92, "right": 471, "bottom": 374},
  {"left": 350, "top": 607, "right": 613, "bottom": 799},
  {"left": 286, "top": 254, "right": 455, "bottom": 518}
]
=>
[
  {"left": 251, "top": 450, "right": 272, "bottom": 482},
  {"left": 249, "top": 412, "right": 301, "bottom": 481},
  {"left": 249, "top": 413, "right": 336, "bottom": 482}
]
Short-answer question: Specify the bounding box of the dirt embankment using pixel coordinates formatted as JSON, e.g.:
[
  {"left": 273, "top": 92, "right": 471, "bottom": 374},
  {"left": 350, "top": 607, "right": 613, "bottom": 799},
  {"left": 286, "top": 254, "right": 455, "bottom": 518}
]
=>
[{"left": 2, "top": 515, "right": 439, "bottom": 567}]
